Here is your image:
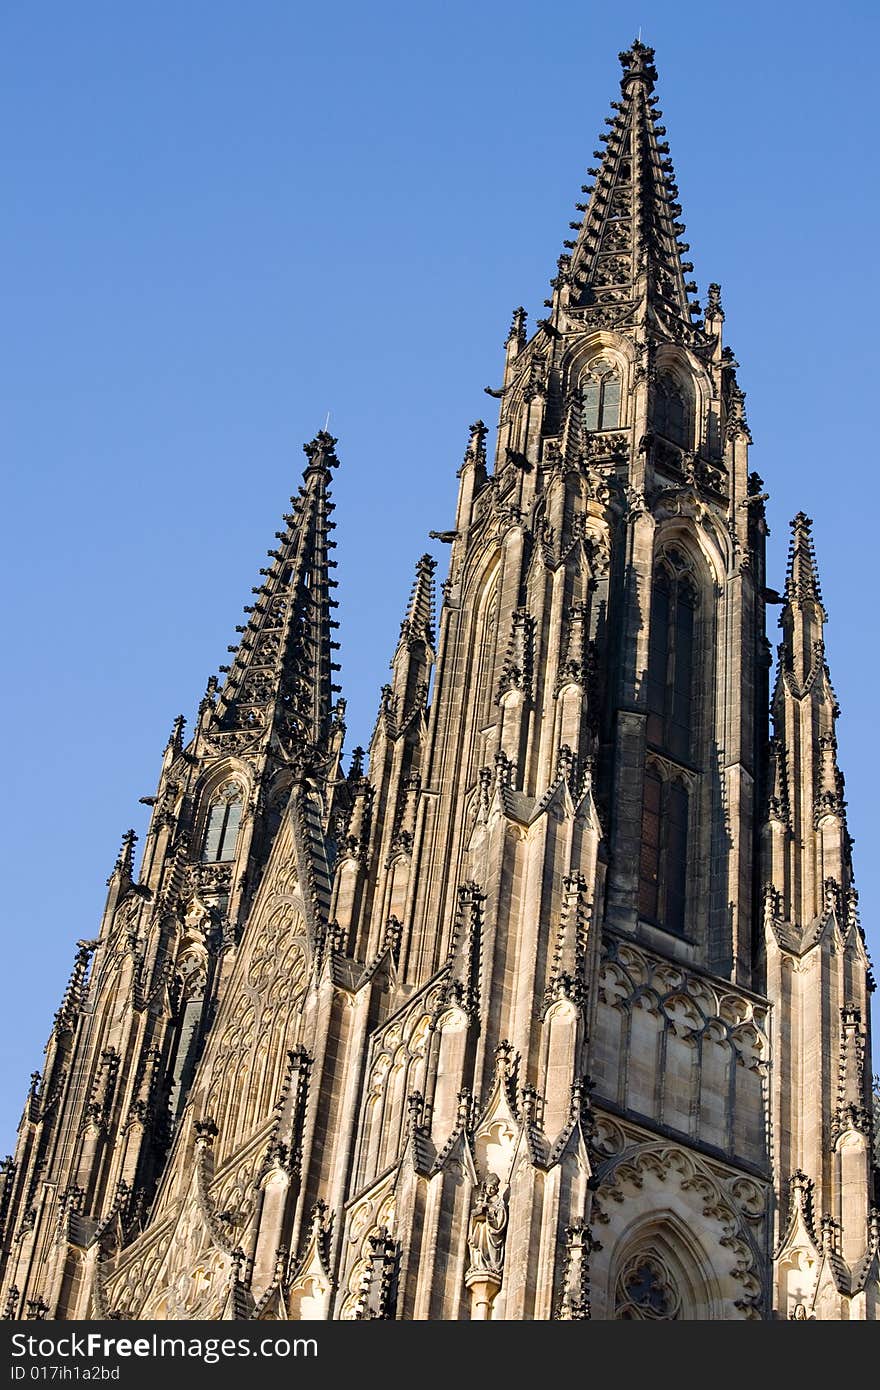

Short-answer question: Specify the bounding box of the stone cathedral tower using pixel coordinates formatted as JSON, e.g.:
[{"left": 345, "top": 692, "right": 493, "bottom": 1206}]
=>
[{"left": 1, "top": 41, "right": 877, "bottom": 1323}]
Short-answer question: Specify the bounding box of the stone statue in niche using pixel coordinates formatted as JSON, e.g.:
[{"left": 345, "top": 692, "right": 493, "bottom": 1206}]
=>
[{"left": 466, "top": 1174, "right": 507, "bottom": 1277}]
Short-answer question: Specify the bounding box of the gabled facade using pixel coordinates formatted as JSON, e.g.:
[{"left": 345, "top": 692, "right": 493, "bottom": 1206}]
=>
[{"left": 1, "top": 40, "right": 876, "bottom": 1322}]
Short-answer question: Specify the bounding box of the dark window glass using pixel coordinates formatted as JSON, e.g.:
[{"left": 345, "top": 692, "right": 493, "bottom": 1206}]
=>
[
  {"left": 583, "top": 378, "right": 601, "bottom": 432},
  {"left": 642, "top": 552, "right": 697, "bottom": 934},
  {"left": 647, "top": 571, "right": 670, "bottom": 746},
  {"left": 669, "top": 584, "right": 695, "bottom": 761},
  {"left": 202, "top": 803, "right": 226, "bottom": 863},
  {"left": 582, "top": 362, "right": 621, "bottom": 432},
  {"left": 665, "top": 781, "right": 689, "bottom": 934},
  {"left": 623, "top": 1263, "right": 672, "bottom": 1317},
  {"left": 647, "top": 563, "right": 696, "bottom": 763},
  {"left": 656, "top": 375, "right": 688, "bottom": 446},
  {"left": 600, "top": 375, "right": 621, "bottom": 430},
  {"left": 707, "top": 413, "right": 720, "bottom": 457},
  {"left": 201, "top": 785, "right": 242, "bottom": 863},
  {"left": 638, "top": 769, "right": 662, "bottom": 920},
  {"left": 639, "top": 770, "right": 689, "bottom": 935},
  {"left": 221, "top": 798, "right": 242, "bottom": 860},
  {"left": 616, "top": 1255, "right": 681, "bottom": 1320}
]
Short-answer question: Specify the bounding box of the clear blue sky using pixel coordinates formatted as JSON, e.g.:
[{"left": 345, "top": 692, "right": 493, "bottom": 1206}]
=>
[{"left": 1, "top": 0, "right": 877, "bottom": 1145}]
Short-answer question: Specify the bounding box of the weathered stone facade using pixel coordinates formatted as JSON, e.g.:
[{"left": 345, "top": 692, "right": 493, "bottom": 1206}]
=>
[{"left": 1, "top": 40, "right": 876, "bottom": 1322}]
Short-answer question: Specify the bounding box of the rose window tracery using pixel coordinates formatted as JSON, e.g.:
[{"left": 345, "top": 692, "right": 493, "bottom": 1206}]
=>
[{"left": 615, "top": 1252, "right": 681, "bottom": 1320}]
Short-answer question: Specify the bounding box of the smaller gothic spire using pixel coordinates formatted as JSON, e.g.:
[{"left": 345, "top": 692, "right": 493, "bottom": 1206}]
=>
[
  {"left": 454, "top": 419, "right": 489, "bottom": 508},
  {"left": 107, "top": 830, "right": 137, "bottom": 886},
  {"left": 399, "top": 555, "right": 437, "bottom": 651},
  {"left": 506, "top": 307, "right": 527, "bottom": 348},
  {"left": 211, "top": 429, "right": 343, "bottom": 771},
  {"left": 706, "top": 281, "right": 725, "bottom": 321},
  {"left": 465, "top": 419, "right": 488, "bottom": 467},
  {"left": 784, "top": 513, "right": 825, "bottom": 611},
  {"left": 197, "top": 676, "right": 218, "bottom": 723},
  {"left": 383, "top": 553, "right": 437, "bottom": 729},
  {"left": 166, "top": 715, "right": 185, "bottom": 755},
  {"left": 52, "top": 943, "right": 93, "bottom": 1036}
]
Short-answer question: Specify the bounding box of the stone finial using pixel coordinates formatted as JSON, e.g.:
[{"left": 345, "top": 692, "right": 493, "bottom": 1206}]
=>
[
  {"left": 198, "top": 676, "right": 219, "bottom": 719},
  {"left": 466, "top": 419, "right": 488, "bottom": 464},
  {"left": 356, "top": 1229, "right": 397, "bottom": 1320},
  {"left": 556, "top": 1220, "right": 596, "bottom": 1320},
  {"left": 303, "top": 430, "right": 339, "bottom": 470},
  {"left": 167, "top": 713, "right": 186, "bottom": 752},
  {"left": 619, "top": 39, "right": 657, "bottom": 93},
  {"left": 456, "top": 1088, "right": 474, "bottom": 1132},
  {"left": 706, "top": 282, "right": 724, "bottom": 319},
  {"left": 194, "top": 1117, "right": 219, "bottom": 1148},
  {"left": 229, "top": 1247, "right": 247, "bottom": 1284}
]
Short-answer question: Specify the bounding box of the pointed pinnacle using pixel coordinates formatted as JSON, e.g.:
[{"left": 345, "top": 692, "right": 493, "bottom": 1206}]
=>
[
  {"left": 561, "top": 40, "right": 696, "bottom": 329},
  {"left": 706, "top": 283, "right": 724, "bottom": 322},
  {"left": 400, "top": 553, "right": 437, "bottom": 648},
  {"left": 785, "top": 513, "right": 825, "bottom": 609},
  {"left": 166, "top": 714, "right": 185, "bottom": 753},
  {"left": 53, "top": 942, "right": 92, "bottom": 1032},
  {"left": 466, "top": 420, "right": 488, "bottom": 464},
  {"left": 212, "top": 431, "right": 342, "bottom": 765},
  {"left": 108, "top": 829, "right": 137, "bottom": 885},
  {"left": 506, "top": 306, "right": 527, "bottom": 346},
  {"left": 197, "top": 678, "right": 218, "bottom": 720},
  {"left": 308, "top": 1199, "right": 329, "bottom": 1249}
]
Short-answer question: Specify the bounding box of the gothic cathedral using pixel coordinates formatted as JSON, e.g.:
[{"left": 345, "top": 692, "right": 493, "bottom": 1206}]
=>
[{"left": 2, "top": 41, "right": 876, "bottom": 1322}]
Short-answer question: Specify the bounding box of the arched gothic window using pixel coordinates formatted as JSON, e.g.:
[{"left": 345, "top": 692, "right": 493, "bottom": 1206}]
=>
[
  {"left": 582, "top": 359, "right": 621, "bottom": 432},
  {"left": 201, "top": 781, "right": 243, "bottom": 863},
  {"left": 640, "top": 548, "right": 699, "bottom": 935},
  {"left": 654, "top": 373, "right": 688, "bottom": 447},
  {"left": 474, "top": 576, "right": 499, "bottom": 730},
  {"left": 646, "top": 551, "right": 697, "bottom": 763},
  {"left": 639, "top": 766, "right": 689, "bottom": 934}
]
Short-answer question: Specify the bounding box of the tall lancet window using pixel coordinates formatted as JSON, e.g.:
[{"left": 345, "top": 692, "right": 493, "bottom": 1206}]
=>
[
  {"left": 474, "top": 576, "right": 499, "bottom": 730},
  {"left": 201, "top": 781, "right": 243, "bottom": 863},
  {"left": 582, "top": 359, "right": 621, "bottom": 431},
  {"left": 654, "top": 373, "right": 688, "bottom": 447},
  {"left": 640, "top": 549, "right": 699, "bottom": 935},
  {"left": 646, "top": 551, "right": 697, "bottom": 763}
]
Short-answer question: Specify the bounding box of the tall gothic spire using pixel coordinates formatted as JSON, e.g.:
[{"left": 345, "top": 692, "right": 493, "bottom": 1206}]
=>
[
  {"left": 211, "top": 430, "right": 341, "bottom": 769},
  {"left": 2, "top": 37, "right": 875, "bottom": 1327},
  {"left": 561, "top": 39, "right": 702, "bottom": 338}
]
